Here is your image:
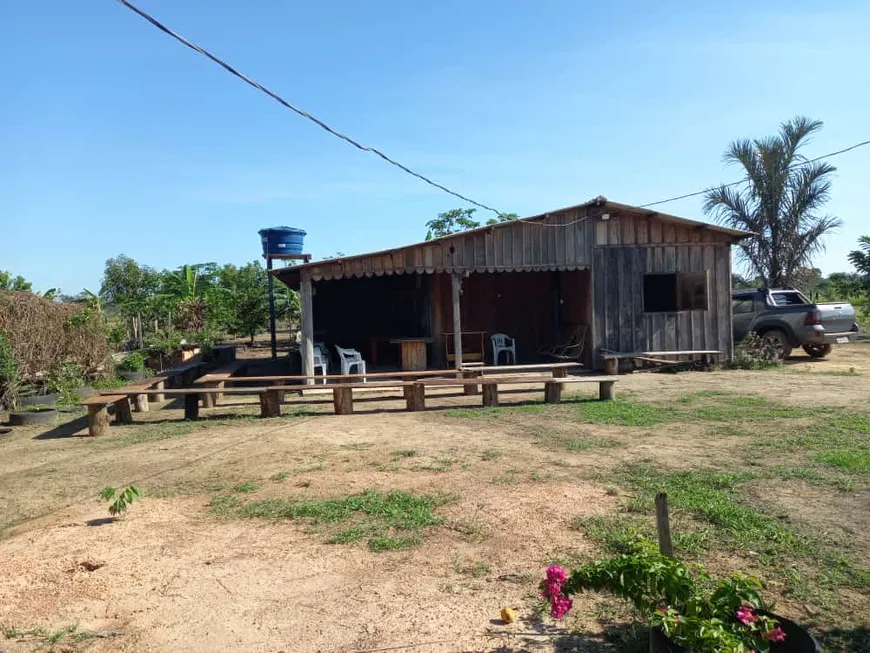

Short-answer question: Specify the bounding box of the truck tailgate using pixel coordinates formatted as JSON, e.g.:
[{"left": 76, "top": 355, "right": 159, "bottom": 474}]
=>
[{"left": 816, "top": 302, "right": 856, "bottom": 333}]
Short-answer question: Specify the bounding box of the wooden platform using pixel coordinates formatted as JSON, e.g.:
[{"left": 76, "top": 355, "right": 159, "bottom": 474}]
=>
[{"left": 601, "top": 350, "right": 722, "bottom": 374}]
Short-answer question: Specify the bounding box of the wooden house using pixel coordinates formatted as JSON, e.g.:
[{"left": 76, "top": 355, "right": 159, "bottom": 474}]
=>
[{"left": 273, "top": 197, "right": 747, "bottom": 374}]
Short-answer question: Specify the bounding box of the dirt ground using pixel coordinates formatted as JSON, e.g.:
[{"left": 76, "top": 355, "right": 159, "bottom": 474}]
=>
[{"left": 1, "top": 345, "right": 868, "bottom": 652}]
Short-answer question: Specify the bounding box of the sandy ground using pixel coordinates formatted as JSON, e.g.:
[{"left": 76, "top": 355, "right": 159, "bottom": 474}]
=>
[{"left": 0, "top": 344, "right": 868, "bottom": 652}]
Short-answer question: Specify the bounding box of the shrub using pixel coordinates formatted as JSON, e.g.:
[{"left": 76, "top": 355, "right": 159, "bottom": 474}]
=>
[
  {"left": 116, "top": 351, "right": 148, "bottom": 373},
  {"left": 0, "top": 332, "right": 21, "bottom": 410},
  {"left": 729, "top": 332, "right": 782, "bottom": 370}
]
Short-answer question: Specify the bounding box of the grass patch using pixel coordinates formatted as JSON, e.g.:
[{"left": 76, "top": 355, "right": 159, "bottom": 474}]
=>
[
  {"left": 417, "top": 457, "right": 454, "bottom": 472},
  {"left": 567, "top": 398, "right": 673, "bottom": 427},
  {"left": 232, "top": 481, "right": 257, "bottom": 493},
  {"left": 443, "top": 407, "right": 498, "bottom": 419},
  {"left": 340, "top": 442, "right": 372, "bottom": 451},
  {"left": 818, "top": 450, "right": 870, "bottom": 474},
  {"left": 391, "top": 449, "right": 418, "bottom": 458},
  {"left": 270, "top": 471, "right": 290, "bottom": 482},
  {"left": 480, "top": 448, "right": 502, "bottom": 461},
  {"left": 240, "top": 488, "right": 446, "bottom": 550}
]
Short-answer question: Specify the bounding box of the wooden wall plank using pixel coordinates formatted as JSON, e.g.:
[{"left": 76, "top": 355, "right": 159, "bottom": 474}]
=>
[
  {"left": 622, "top": 216, "right": 636, "bottom": 245},
  {"left": 617, "top": 247, "right": 633, "bottom": 351},
  {"left": 703, "top": 245, "right": 717, "bottom": 353},
  {"left": 690, "top": 246, "right": 705, "bottom": 350},
  {"left": 677, "top": 247, "right": 692, "bottom": 350},
  {"left": 650, "top": 218, "right": 662, "bottom": 243},
  {"left": 485, "top": 231, "right": 494, "bottom": 268},
  {"left": 663, "top": 222, "right": 677, "bottom": 244},
  {"left": 635, "top": 217, "right": 649, "bottom": 244},
  {"left": 663, "top": 247, "right": 677, "bottom": 350},
  {"left": 565, "top": 213, "right": 576, "bottom": 265},
  {"left": 606, "top": 248, "right": 619, "bottom": 351},
  {"left": 716, "top": 245, "right": 731, "bottom": 357},
  {"left": 593, "top": 247, "right": 607, "bottom": 362},
  {"left": 632, "top": 248, "right": 646, "bottom": 351},
  {"left": 596, "top": 220, "right": 609, "bottom": 246}
]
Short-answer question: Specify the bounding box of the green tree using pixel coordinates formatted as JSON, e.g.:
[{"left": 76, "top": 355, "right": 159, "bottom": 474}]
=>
[
  {"left": 100, "top": 255, "right": 160, "bottom": 318},
  {"left": 425, "top": 208, "right": 518, "bottom": 239},
  {"left": 848, "top": 236, "right": 870, "bottom": 276},
  {"left": 219, "top": 262, "right": 271, "bottom": 343},
  {"left": 0, "top": 270, "right": 32, "bottom": 292},
  {"left": 704, "top": 116, "right": 841, "bottom": 287}
]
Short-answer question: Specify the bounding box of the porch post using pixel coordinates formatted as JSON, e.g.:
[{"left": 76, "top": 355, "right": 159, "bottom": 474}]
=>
[
  {"left": 451, "top": 273, "right": 463, "bottom": 369},
  {"left": 300, "top": 270, "right": 315, "bottom": 385}
]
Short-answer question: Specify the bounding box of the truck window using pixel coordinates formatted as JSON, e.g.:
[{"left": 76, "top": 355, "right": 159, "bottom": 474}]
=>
[
  {"left": 644, "top": 272, "right": 709, "bottom": 312},
  {"left": 771, "top": 292, "right": 809, "bottom": 306},
  {"left": 732, "top": 297, "right": 754, "bottom": 314}
]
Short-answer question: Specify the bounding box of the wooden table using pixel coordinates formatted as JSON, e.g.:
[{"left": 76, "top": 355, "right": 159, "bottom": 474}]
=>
[{"left": 390, "top": 338, "right": 432, "bottom": 371}]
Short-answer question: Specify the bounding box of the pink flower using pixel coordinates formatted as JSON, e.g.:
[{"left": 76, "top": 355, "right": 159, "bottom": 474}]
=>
[
  {"left": 546, "top": 564, "right": 568, "bottom": 585},
  {"left": 763, "top": 626, "right": 787, "bottom": 643},
  {"left": 550, "top": 594, "right": 573, "bottom": 619},
  {"left": 736, "top": 605, "right": 758, "bottom": 625}
]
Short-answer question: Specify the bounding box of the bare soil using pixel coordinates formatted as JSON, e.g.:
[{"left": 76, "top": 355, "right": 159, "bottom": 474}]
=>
[{"left": 1, "top": 345, "right": 868, "bottom": 652}]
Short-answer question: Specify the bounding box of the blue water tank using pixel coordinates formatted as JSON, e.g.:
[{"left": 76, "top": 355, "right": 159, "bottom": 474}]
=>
[{"left": 258, "top": 227, "right": 306, "bottom": 257}]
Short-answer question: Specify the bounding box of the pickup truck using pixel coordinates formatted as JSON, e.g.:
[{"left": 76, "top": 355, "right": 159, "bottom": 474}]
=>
[{"left": 732, "top": 288, "right": 859, "bottom": 358}]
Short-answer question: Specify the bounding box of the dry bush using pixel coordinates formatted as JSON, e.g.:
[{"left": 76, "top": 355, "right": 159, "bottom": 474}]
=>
[{"left": 0, "top": 292, "right": 110, "bottom": 379}]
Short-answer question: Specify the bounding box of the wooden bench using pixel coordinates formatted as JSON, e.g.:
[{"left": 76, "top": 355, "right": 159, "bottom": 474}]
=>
[
  {"left": 601, "top": 350, "right": 722, "bottom": 375},
  {"left": 457, "top": 362, "right": 581, "bottom": 395},
  {"left": 195, "top": 359, "right": 250, "bottom": 408}
]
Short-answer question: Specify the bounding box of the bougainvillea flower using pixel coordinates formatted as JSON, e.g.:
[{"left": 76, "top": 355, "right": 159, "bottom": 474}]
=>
[
  {"left": 763, "top": 626, "right": 787, "bottom": 642},
  {"left": 736, "top": 605, "right": 757, "bottom": 625}
]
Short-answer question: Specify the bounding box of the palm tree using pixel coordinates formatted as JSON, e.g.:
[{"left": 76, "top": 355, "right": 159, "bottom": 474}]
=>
[
  {"left": 848, "top": 236, "right": 870, "bottom": 276},
  {"left": 704, "top": 117, "right": 841, "bottom": 287}
]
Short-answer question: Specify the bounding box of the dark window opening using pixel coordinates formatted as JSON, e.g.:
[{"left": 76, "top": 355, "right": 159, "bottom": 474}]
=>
[
  {"left": 732, "top": 297, "right": 755, "bottom": 314},
  {"left": 643, "top": 272, "right": 708, "bottom": 313}
]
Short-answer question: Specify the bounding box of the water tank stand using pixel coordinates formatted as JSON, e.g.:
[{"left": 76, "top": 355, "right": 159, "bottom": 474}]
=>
[{"left": 265, "top": 253, "right": 312, "bottom": 359}]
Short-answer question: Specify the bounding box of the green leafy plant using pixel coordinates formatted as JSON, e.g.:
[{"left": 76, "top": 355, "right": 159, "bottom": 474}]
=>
[
  {"left": 99, "top": 486, "right": 141, "bottom": 517},
  {"left": 45, "top": 362, "right": 86, "bottom": 406},
  {"left": 543, "top": 539, "right": 789, "bottom": 652},
  {"left": 0, "top": 332, "right": 22, "bottom": 410},
  {"left": 116, "top": 351, "right": 149, "bottom": 373},
  {"left": 729, "top": 332, "right": 782, "bottom": 370}
]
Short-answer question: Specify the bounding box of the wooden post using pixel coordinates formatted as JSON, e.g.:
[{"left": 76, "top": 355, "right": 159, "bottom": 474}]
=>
[
  {"left": 462, "top": 370, "right": 480, "bottom": 395},
  {"left": 260, "top": 390, "right": 282, "bottom": 418},
  {"left": 544, "top": 381, "right": 562, "bottom": 404},
  {"left": 201, "top": 383, "right": 218, "bottom": 408},
  {"left": 655, "top": 492, "right": 674, "bottom": 557},
  {"left": 133, "top": 393, "right": 149, "bottom": 412},
  {"left": 184, "top": 394, "right": 200, "bottom": 420},
  {"left": 152, "top": 380, "right": 165, "bottom": 403},
  {"left": 603, "top": 357, "right": 619, "bottom": 375},
  {"left": 87, "top": 405, "right": 110, "bottom": 437},
  {"left": 272, "top": 380, "right": 286, "bottom": 403},
  {"left": 333, "top": 387, "right": 353, "bottom": 415},
  {"left": 482, "top": 383, "right": 499, "bottom": 407},
  {"left": 599, "top": 380, "right": 615, "bottom": 401},
  {"left": 552, "top": 366, "right": 568, "bottom": 378},
  {"left": 300, "top": 271, "right": 315, "bottom": 386},
  {"left": 405, "top": 383, "right": 426, "bottom": 411},
  {"left": 451, "top": 274, "right": 463, "bottom": 369},
  {"left": 115, "top": 397, "right": 133, "bottom": 424}
]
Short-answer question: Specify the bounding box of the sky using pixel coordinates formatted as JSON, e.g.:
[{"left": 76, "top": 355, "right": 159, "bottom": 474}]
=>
[{"left": 2, "top": 0, "right": 869, "bottom": 294}]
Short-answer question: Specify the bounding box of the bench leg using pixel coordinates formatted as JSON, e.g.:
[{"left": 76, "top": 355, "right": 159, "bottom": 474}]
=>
[
  {"left": 260, "top": 389, "right": 282, "bottom": 418},
  {"left": 603, "top": 358, "right": 619, "bottom": 375},
  {"left": 272, "top": 381, "right": 286, "bottom": 404},
  {"left": 333, "top": 387, "right": 353, "bottom": 415},
  {"left": 482, "top": 384, "right": 499, "bottom": 407},
  {"left": 87, "top": 405, "right": 110, "bottom": 437},
  {"left": 152, "top": 380, "right": 165, "bottom": 403},
  {"left": 405, "top": 384, "right": 426, "bottom": 412},
  {"left": 201, "top": 382, "right": 217, "bottom": 408},
  {"left": 133, "top": 393, "right": 149, "bottom": 413},
  {"left": 552, "top": 367, "right": 568, "bottom": 379},
  {"left": 115, "top": 397, "right": 133, "bottom": 424},
  {"left": 545, "top": 381, "right": 562, "bottom": 404},
  {"left": 462, "top": 370, "right": 480, "bottom": 395},
  {"left": 599, "top": 381, "right": 616, "bottom": 401},
  {"left": 184, "top": 394, "right": 200, "bottom": 420}
]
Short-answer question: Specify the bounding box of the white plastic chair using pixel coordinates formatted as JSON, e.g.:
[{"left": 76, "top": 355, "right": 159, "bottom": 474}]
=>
[
  {"left": 313, "top": 344, "right": 329, "bottom": 384},
  {"left": 491, "top": 333, "right": 517, "bottom": 365},
  {"left": 335, "top": 345, "right": 367, "bottom": 380}
]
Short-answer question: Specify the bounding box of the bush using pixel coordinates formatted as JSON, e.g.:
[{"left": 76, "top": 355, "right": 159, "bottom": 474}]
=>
[
  {"left": 0, "top": 332, "right": 21, "bottom": 410},
  {"left": 729, "top": 332, "right": 782, "bottom": 370},
  {"left": 45, "top": 362, "right": 86, "bottom": 406},
  {"left": 116, "top": 351, "right": 149, "bottom": 373}
]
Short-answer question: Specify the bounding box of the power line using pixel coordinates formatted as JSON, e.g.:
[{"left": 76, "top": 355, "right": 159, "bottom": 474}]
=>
[
  {"left": 639, "top": 138, "right": 870, "bottom": 208},
  {"left": 115, "top": 0, "right": 503, "bottom": 215}
]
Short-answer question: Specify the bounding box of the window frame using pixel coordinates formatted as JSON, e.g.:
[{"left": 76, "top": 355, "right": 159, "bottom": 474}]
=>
[{"left": 643, "top": 271, "right": 709, "bottom": 314}]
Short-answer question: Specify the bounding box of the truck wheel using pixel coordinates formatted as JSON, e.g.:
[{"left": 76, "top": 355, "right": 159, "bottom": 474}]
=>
[
  {"left": 761, "top": 329, "right": 793, "bottom": 359},
  {"left": 802, "top": 343, "right": 832, "bottom": 358}
]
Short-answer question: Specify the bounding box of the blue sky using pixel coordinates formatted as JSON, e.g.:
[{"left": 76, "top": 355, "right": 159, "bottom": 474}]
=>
[{"left": 2, "top": 0, "right": 868, "bottom": 294}]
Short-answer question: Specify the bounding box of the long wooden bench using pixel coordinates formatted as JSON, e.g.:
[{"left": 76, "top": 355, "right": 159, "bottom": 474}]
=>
[
  {"left": 601, "top": 350, "right": 721, "bottom": 374},
  {"left": 84, "top": 375, "right": 618, "bottom": 432},
  {"left": 195, "top": 359, "right": 250, "bottom": 408}
]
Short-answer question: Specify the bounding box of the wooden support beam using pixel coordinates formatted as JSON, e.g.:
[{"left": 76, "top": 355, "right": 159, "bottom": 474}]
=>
[
  {"left": 184, "top": 394, "right": 200, "bottom": 420},
  {"left": 333, "top": 386, "right": 353, "bottom": 414},
  {"left": 115, "top": 397, "right": 133, "bottom": 424},
  {"left": 451, "top": 274, "right": 463, "bottom": 369},
  {"left": 133, "top": 393, "right": 149, "bottom": 412},
  {"left": 482, "top": 383, "right": 499, "bottom": 407},
  {"left": 87, "top": 405, "right": 110, "bottom": 437},
  {"left": 405, "top": 383, "right": 426, "bottom": 411},
  {"left": 552, "top": 366, "right": 568, "bottom": 378},
  {"left": 272, "top": 380, "right": 286, "bottom": 404},
  {"left": 544, "top": 381, "right": 562, "bottom": 404},
  {"left": 599, "top": 380, "right": 615, "bottom": 401},
  {"left": 260, "top": 390, "right": 282, "bottom": 418},
  {"left": 603, "top": 357, "right": 619, "bottom": 375},
  {"left": 300, "top": 270, "right": 315, "bottom": 386},
  {"left": 655, "top": 492, "right": 674, "bottom": 557},
  {"left": 152, "top": 380, "right": 165, "bottom": 403}
]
